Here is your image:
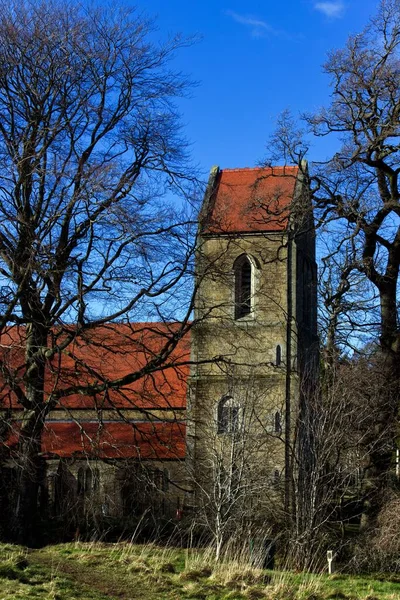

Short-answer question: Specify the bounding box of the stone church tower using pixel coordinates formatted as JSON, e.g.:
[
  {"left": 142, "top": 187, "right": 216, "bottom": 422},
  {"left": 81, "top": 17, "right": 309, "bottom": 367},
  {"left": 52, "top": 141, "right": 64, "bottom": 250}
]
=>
[{"left": 188, "top": 165, "right": 318, "bottom": 524}]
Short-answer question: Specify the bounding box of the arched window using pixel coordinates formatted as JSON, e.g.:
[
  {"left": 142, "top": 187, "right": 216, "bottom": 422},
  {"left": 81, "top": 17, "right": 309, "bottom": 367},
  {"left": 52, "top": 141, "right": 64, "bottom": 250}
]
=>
[
  {"left": 234, "top": 255, "right": 252, "bottom": 319},
  {"left": 276, "top": 345, "right": 282, "bottom": 366},
  {"left": 77, "top": 466, "right": 98, "bottom": 498},
  {"left": 217, "top": 396, "right": 240, "bottom": 434},
  {"left": 274, "top": 411, "right": 282, "bottom": 434}
]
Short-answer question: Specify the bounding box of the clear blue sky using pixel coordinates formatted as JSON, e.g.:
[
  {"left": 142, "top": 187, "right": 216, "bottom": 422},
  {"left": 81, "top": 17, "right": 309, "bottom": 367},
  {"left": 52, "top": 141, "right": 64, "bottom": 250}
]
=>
[{"left": 137, "top": 0, "right": 380, "bottom": 175}]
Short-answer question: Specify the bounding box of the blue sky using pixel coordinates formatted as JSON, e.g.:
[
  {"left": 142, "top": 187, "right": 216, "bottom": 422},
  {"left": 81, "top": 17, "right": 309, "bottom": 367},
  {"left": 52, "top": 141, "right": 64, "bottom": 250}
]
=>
[{"left": 139, "top": 0, "right": 380, "bottom": 175}]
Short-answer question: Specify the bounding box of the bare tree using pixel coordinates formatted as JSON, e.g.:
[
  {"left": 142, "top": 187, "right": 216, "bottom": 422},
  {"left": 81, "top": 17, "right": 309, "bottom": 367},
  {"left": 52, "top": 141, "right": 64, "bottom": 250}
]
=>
[
  {"left": 319, "top": 239, "right": 379, "bottom": 365},
  {"left": 288, "top": 360, "right": 373, "bottom": 570},
  {"left": 0, "top": 0, "right": 200, "bottom": 544},
  {"left": 268, "top": 0, "right": 400, "bottom": 525},
  {"left": 286, "top": 244, "right": 397, "bottom": 570},
  {"left": 190, "top": 373, "right": 286, "bottom": 562}
]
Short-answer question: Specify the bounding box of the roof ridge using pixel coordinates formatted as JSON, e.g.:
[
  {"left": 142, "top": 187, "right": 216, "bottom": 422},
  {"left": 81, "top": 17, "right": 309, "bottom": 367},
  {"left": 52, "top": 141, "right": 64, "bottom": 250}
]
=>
[{"left": 221, "top": 165, "right": 298, "bottom": 173}]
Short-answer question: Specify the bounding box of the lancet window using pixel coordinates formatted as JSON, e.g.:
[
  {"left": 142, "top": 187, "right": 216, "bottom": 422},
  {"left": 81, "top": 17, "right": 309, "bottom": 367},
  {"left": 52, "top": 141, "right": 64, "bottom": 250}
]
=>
[
  {"left": 217, "top": 396, "right": 240, "bottom": 434},
  {"left": 234, "top": 254, "right": 253, "bottom": 319}
]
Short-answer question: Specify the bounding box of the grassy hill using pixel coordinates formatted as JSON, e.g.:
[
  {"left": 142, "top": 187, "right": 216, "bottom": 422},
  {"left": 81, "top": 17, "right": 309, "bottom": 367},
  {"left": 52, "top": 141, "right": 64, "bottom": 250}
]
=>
[{"left": 0, "top": 542, "right": 399, "bottom": 600}]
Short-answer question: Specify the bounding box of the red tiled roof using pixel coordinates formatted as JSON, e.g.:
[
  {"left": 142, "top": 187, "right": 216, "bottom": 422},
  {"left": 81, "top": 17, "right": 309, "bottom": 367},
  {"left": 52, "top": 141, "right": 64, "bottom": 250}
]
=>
[
  {"left": 202, "top": 166, "right": 299, "bottom": 234},
  {"left": 6, "top": 421, "right": 186, "bottom": 459},
  {"left": 1, "top": 323, "right": 189, "bottom": 460},
  {"left": 0, "top": 323, "right": 189, "bottom": 460},
  {"left": 0, "top": 323, "right": 190, "bottom": 410}
]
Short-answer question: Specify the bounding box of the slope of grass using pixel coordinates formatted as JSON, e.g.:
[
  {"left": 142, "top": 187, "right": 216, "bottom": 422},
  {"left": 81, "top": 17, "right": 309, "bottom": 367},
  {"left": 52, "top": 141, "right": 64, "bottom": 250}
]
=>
[
  {"left": 0, "top": 542, "right": 109, "bottom": 600},
  {"left": 0, "top": 542, "right": 398, "bottom": 600}
]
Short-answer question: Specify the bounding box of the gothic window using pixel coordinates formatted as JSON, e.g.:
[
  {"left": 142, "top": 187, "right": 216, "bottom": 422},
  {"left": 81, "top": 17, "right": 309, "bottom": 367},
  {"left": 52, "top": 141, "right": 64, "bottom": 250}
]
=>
[
  {"left": 77, "top": 466, "right": 99, "bottom": 498},
  {"left": 217, "top": 396, "right": 240, "bottom": 434},
  {"left": 234, "top": 255, "right": 252, "bottom": 319},
  {"left": 276, "top": 345, "right": 282, "bottom": 366},
  {"left": 149, "top": 468, "right": 169, "bottom": 492}
]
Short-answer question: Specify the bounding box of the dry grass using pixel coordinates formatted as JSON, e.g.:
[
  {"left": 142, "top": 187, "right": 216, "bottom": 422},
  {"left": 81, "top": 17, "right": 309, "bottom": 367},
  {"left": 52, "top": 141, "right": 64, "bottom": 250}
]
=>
[{"left": 0, "top": 542, "right": 399, "bottom": 600}]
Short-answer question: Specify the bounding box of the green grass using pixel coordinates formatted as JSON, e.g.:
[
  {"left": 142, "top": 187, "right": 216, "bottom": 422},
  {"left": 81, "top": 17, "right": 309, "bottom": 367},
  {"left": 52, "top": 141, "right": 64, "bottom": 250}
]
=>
[{"left": 0, "top": 542, "right": 398, "bottom": 600}]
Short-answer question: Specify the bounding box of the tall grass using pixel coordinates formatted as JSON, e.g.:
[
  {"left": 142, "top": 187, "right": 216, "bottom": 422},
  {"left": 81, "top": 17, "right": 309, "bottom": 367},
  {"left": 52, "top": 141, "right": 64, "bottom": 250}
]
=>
[{"left": 1, "top": 540, "right": 399, "bottom": 599}]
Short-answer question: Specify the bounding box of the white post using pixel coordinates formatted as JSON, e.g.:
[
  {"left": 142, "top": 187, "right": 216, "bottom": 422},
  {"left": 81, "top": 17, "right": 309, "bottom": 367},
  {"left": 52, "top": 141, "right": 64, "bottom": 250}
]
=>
[{"left": 327, "top": 550, "right": 334, "bottom": 574}]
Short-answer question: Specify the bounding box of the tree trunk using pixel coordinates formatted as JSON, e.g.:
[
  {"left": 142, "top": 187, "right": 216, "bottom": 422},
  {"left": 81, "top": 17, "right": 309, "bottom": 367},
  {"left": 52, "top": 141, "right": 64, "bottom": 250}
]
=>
[
  {"left": 14, "top": 414, "right": 46, "bottom": 546},
  {"left": 362, "top": 286, "right": 400, "bottom": 528},
  {"left": 13, "top": 322, "right": 48, "bottom": 546}
]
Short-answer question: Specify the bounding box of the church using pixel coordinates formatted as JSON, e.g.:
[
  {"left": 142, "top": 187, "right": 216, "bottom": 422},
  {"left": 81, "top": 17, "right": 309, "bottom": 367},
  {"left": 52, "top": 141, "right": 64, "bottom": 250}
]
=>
[{"left": 1, "top": 165, "right": 318, "bottom": 533}]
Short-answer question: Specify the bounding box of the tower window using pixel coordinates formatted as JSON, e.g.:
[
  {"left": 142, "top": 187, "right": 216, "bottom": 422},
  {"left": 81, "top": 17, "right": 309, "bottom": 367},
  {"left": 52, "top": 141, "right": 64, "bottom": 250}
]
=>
[
  {"left": 276, "top": 345, "right": 282, "bottom": 366},
  {"left": 217, "top": 396, "right": 240, "bottom": 434},
  {"left": 234, "top": 255, "right": 253, "bottom": 319},
  {"left": 274, "top": 411, "right": 282, "bottom": 434}
]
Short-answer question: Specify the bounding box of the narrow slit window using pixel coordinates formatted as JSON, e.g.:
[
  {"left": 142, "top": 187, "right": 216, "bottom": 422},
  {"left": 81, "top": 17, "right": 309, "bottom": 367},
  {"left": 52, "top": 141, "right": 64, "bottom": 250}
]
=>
[
  {"left": 276, "top": 345, "right": 282, "bottom": 366},
  {"left": 92, "top": 468, "right": 100, "bottom": 493},
  {"left": 77, "top": 467, "right": 85, "bottom": 497},
  {"left": 85, "top": 468, "right": 92, "bottom": 493},
  {"left": 274, "top": 411, "right": 282, "bottom": 434}
]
